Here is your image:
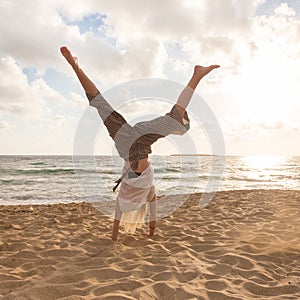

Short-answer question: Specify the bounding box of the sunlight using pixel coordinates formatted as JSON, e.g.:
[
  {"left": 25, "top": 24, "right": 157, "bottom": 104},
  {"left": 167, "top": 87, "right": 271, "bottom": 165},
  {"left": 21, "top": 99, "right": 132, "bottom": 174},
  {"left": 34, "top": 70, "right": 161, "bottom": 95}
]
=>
[
  {"left": 242, "top": 155, "right": 287, "bottom": 170},
  {"left": 237, "top": 45, "right": 288, "bottom": 123}
]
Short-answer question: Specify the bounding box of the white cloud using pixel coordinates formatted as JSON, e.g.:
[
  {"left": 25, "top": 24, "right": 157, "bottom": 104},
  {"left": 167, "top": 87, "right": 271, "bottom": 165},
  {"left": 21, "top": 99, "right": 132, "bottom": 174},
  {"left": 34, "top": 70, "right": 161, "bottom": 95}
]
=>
[
  {"left": 50, "top": 114, "right": 74, "bottom": 135},
  {"left": 0, "top": 1, "right": 79, "bottom": 68},
  {"left": 0, "top": 57, "right": 50, "bottom": 117},
  {"left": 0, "top": 120, "right": 15, "bottom": 130},
  {"left": 69, "top": 92, "right": 89, "bottom": 109},
  {"left": 274, "top": 2, "right": 296, "bottom": 16},
  {"left": 0, "top": 56, "right": 80, "bottom": 118},
  {"left": 0, "top": 0, "right": 266, "bottom": 85},
  {"left": 223, "top": 118, "right": 299, "bottom": 136},
  {"left": 31, "top": 79, "right": 67, "bottom": 105}
]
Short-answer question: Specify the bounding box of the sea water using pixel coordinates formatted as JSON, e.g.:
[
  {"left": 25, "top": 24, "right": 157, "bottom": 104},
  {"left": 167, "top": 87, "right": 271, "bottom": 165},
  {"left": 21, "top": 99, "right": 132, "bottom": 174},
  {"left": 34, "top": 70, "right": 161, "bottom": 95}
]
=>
[{"left": 0, "top": 155, "right": 299, "bottom": 205}]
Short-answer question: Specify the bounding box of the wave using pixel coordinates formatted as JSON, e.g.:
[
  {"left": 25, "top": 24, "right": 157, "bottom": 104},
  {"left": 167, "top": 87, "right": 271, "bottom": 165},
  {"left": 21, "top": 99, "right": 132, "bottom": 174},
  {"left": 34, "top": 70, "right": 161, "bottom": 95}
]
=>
[
  {"left": 0, "top": 167, "right": 119, "bottom": 177},
  {"left": 15, "top": 195, "right": 34, "bottom": 200},
  {"left": 156, "top": 176, "right": 181, "bottom": 180},
  {"left": 0, "top": 179, "right": 41, "bottom": 185},
  {"left": 74, "top": 169, "right": 117, "bottom": 175},
  {"left": 198, "top": 175, "right": 224, "bottom": 180},
  {"left": 155, "top": 167, "right": 181, "bottom": 174},
  {"left": 0, "top": 168, "right": 76, "bottom": 175},
  {"left": 226, "top": 176, "right": 269, "bottom": 182}
]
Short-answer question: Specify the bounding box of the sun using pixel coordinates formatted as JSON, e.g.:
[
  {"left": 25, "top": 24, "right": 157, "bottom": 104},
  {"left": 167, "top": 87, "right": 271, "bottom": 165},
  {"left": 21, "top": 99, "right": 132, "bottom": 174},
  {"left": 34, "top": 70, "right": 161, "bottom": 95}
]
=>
[{"left": 235, "top": 44, "right": 291, "bottom": 125}]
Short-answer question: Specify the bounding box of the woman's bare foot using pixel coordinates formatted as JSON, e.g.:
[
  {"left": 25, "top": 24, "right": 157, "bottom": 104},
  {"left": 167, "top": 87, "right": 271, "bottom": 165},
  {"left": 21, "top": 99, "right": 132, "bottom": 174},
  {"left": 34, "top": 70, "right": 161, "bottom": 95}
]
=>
[
  {"left": 60, "top": 46, "right": 78, "bottom": 68},
  {"left": 194, "top": 65, "right": 220, "bottom": 79}
]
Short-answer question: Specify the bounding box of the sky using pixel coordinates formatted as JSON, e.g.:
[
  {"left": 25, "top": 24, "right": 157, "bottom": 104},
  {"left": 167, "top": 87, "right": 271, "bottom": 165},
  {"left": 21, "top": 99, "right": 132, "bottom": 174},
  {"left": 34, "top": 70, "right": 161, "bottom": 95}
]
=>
[{"left": 1, "top": 0, "right": 300, "bottom": 156}]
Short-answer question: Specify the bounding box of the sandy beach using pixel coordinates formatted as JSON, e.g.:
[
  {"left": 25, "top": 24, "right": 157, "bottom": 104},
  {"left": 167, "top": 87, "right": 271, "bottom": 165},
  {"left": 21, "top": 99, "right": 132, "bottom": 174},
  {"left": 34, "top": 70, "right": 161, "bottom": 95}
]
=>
[{"left": 0, "top": 189, "right": 299, "bottom": 299}]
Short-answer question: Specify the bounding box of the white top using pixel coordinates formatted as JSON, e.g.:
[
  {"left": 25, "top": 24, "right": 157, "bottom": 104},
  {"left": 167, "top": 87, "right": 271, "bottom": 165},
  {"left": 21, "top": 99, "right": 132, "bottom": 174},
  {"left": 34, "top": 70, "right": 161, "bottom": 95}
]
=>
[{"left": 117, "top": 163, "right": 154, "bottom": 213}]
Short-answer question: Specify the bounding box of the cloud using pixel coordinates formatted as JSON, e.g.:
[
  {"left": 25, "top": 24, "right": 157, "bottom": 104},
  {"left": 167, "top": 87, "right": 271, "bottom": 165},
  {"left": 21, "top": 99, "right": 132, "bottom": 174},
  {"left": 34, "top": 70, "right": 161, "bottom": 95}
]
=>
[
  {"left": 0, "top": 1, "right": 78, "bottom": 68},
  {"left": 259, "top": 120, "right": 300, "bottom": 131},
  {"left": 0, "top": 120, "right": 15, "bottom": 130},
  {"left": 274, "top": 2, "right": 296, "bottom": 16},
  {"left": 93, "top": 0, "right": 264, "bottom": 79},
  {"left": 50, "top": 114, "right": 73, "bottom": 133},
  {"left": 0, "top": 1, "right": 171, "bottom": 85},
  {"left": 0, "top": 0, "right": 267, "bottom": 85},
  {"left": 0, "top": 56, "right": 72, "bottom": 118},
  {"left": 31, "top": 79, "right": 67, "bottom": 105},
  {"left": 221, "top": 117, "right": 300, "bottom": 143},
  {"left": 0, "top": 57, "right": 49, "bottom": 117},
  {"left": 69, "top": 92, "right": 88, "bottom": 109}
]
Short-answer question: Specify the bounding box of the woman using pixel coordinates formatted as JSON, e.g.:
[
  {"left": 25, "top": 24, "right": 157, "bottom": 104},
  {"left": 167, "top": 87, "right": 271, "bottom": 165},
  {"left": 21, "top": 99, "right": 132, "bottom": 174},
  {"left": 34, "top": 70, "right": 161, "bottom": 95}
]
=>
[{"left": 60, "top": 46, "right": 219, "bottom": 241}]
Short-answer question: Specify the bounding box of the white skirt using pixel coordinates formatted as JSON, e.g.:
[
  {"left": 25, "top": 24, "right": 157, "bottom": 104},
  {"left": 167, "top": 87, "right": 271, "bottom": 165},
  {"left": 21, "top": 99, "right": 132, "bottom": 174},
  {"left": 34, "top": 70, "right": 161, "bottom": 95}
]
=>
[{"left": 117, "top": 163, "right": 155, "bottom": 233}]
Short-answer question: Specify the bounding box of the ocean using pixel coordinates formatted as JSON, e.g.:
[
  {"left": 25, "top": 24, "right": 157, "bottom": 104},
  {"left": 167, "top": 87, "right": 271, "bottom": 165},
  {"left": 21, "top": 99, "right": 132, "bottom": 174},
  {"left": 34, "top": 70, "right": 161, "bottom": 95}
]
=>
[{"left": 0, "top": 155, "right": 299, "bottom": 206}]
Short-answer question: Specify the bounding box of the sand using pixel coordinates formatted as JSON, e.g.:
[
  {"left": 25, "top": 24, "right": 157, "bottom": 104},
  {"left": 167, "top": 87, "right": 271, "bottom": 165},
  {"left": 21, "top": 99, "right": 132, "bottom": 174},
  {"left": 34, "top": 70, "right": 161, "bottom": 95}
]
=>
[{"left": 0, "top": 189, "right": 299, "bottom": 299}]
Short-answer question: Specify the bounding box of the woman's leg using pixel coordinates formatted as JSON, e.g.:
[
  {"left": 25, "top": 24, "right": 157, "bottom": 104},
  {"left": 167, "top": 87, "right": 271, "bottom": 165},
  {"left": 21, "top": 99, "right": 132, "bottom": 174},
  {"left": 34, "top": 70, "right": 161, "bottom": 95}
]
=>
[
  {"left": 61, "top": 46, "right": 127, "bottom": 241},
  {"left": 60, "top": 46, "right": 99, "bottom": 100},
  {"left": 132, "top": 64, "right": 220, "bottom": 140},
  {"left": 111, "top": 200, "right": 122, "bottom": 241},
  {"left": 175, "top": 64, "right": 220, "bottom": 119},
  {"left": 148, "top": 192, "right": 157, "bottom": 237},
  {"left": 60, "top": 46, "right": 131, "bottom": 159}
]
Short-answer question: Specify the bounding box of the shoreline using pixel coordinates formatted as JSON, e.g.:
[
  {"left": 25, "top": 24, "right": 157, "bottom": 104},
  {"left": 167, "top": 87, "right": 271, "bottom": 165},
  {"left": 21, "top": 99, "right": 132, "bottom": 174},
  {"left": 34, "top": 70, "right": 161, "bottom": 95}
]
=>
[
  {"left": 1, "top": 188, "right": 300, "bottom": 207},
  {"left": 1, "top": 189, "right": 299, "bottom": 299}
]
